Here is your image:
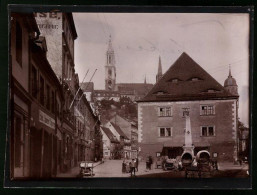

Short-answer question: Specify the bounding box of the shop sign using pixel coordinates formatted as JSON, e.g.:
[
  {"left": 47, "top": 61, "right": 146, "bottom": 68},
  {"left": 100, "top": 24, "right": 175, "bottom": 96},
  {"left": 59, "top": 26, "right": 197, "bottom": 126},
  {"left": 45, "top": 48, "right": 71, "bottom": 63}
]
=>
[{"left": 39, "top": 110, "right": 55, "bottom": 129}]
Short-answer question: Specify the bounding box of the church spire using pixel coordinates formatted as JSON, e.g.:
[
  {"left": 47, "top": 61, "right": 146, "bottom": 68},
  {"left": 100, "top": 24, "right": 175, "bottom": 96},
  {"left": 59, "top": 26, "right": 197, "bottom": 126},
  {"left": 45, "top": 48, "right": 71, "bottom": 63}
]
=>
[
  {"left": 156, "top": 56, "right": 163, "bottom": 82},
  {"left": 144, "top": 75, "right": 147, "bottom": 84},
  {"left": 105, "top": 35, "right": 116, "bottom": 91},
  {"left": 229, "top": 64, "right": 232, "bottom": 77},
  {"left": 108, "top": 35, "right": 114, "bottom": 52}
]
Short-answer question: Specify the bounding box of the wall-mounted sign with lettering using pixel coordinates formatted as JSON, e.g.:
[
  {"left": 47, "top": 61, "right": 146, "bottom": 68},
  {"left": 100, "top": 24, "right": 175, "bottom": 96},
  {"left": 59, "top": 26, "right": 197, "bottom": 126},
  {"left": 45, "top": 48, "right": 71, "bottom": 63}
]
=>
[{"left": 39, "top": 110, "right": 55, "bottom": 129}]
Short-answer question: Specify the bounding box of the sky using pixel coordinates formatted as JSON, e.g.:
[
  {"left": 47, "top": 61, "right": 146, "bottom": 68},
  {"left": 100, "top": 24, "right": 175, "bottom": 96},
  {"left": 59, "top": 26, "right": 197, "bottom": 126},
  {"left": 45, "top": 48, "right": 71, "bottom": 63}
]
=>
[{"left": 73, "top": 13, "right": 250, "bottom": 126}]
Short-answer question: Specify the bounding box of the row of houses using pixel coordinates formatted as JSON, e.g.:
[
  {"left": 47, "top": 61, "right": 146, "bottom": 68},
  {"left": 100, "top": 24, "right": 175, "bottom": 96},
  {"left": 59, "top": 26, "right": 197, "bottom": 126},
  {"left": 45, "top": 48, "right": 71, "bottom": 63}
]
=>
[
  {"left": 101, "top": 115, "right": 138, "bottom": 160},
  {"left": 10, "top": 12, "right": 102, "bottom": 179}
]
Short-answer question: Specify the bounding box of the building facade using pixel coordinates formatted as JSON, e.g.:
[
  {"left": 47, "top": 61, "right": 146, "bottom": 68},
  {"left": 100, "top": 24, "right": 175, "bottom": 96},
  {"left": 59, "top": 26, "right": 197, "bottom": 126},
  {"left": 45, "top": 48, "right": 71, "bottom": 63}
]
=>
[
  {"left": 101, "top": 126, "right": 119, "bottom": 159},
  {"left": 10, "top": 13, "right": 40, "bottom": 179},
  {"left": 10, "top": 13, "right": 66, "bottom": 178},
  {"left": 106, "top": 122, "right": 132, "bottom": 159},
  {"left": 137, "top": 53, "right": 239, "bottom": 163},
  {"left": 110, "top": 114, "right": 138, "bottom": 158}
]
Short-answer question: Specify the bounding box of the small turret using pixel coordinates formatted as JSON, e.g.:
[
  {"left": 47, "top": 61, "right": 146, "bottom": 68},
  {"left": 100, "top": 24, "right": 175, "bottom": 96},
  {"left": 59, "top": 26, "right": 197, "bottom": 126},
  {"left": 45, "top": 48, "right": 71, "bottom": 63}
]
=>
[{"left": 224, "top": 66, "right": 238, "bottom": 96}]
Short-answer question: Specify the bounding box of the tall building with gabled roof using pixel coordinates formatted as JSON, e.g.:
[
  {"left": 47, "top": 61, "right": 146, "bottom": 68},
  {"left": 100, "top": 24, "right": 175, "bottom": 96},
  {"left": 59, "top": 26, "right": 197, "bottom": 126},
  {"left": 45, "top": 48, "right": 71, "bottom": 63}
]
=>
[{"left": 137, "top": 52, "right": 239, "bottom": 162}]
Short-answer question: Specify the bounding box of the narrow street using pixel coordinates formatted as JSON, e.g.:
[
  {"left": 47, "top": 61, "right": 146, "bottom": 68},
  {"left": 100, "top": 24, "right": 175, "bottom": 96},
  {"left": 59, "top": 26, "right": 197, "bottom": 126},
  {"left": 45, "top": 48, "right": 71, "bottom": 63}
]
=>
[{"left": 94, "top": 159, "right": 166, "bottom": 177}]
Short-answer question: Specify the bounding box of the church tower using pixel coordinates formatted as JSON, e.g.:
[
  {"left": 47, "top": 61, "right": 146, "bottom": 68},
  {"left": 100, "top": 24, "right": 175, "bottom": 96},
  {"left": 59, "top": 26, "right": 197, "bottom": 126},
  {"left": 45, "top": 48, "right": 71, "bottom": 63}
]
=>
[
  {"left": 105, "top": 35, "right": 116, "bottom": 91},
  {"left": 224, "top": 66, "right": 238, "bottom": 96},
  {"left": 156, "top": 56, "right": 163, "bottom": 82}
]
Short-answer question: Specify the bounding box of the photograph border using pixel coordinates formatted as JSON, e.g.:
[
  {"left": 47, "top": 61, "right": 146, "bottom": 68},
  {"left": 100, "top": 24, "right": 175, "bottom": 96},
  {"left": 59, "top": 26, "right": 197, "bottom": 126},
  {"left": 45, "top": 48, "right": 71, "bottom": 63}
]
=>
[{"left": 0, "top": 2, "right": 254, "bottom": 191}]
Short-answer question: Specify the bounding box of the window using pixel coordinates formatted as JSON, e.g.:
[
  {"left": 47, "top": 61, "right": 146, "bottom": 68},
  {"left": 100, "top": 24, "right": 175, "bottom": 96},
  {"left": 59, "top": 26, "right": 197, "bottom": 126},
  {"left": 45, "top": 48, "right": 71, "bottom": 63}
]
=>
[
  {"left": 156, "top": 152, "right": 161, "bottom": 157},
  {"left": 192, "top": 77, "right": 199, "bottom": 81},
  {"left": 16, "top": 21, "right": 22, "bottom": 66},
  {"left": 108, "top": 69, "right": 112, "bottom": 76},
  {"left": 31, "top": 66, "right": 38, "bottom": 98},
  {"left": 159, "top": 127, "right": 172, "bottom": 137},
  {"left": 172, "top": 79, "right": 178, "bottom": 83},
  {"left": 51, "top": 91, "right": 55, "bottom": 114},
  {"left": 160, "top": 128, "right": 165, "bottom": 136},
  {"left": 108, "top": 56, "right": 111, "bottom": 64},
  {"left": 39, "top": 76, "right": 45, "bottom": 105},
  {"left": 182, "top": 108, "right": 190, "bottom": 117},
  {"left": 46, "top": 84, "right": 50, "bottom": 110},
  {"left": 14, "top": 114, "right": 24, "bottom": 167},
  {"left": 201, "top": 126, "right": 215, "bottom": 137},
  {"left": 158, "top": 107, "right": 172, "bottom": 117},
  {"left": 56, "top": 102, "right": 60, "bottom": 118},
  {"left": 166, "top": 107, "right": 171, "bottom": 116},
  {"left": 200, "top": 105, "right": 215, "bottom": 115}
]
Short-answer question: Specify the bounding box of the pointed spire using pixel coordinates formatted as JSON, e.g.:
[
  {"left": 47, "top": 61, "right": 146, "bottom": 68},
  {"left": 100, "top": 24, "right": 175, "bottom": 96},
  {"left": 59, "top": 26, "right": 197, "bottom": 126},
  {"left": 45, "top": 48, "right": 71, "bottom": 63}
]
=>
[
  {"left": 144, "top": 75, "right": 147, "bottom": 84},
  {"left": 156, "top": 56, "right": 163, "bottom": 82},
  {"left": 229, "top": 65, "right": 232, "bottom": 77},
  {"left": 108, "top": 34, "right": 114, "bottom": 52},
  {"left": 158, "top": 56, "right": 162, "bottom": 75}
]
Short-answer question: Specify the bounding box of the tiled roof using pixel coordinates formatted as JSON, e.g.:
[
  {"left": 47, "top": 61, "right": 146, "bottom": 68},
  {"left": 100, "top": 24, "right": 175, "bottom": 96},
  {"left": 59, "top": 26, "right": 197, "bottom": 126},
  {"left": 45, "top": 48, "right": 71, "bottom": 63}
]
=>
[
  {"left": 110, "top": 122, "right": 129, "bottom": 140},
  {"left": 116, "top": 83, "right": 153, "bottom": 96},
  {"left": 139, "top": 52, "right": 238, "bottom": 102},
  {"left": 101, "top": 127, "right": 119, "bottom": 143},
  {"left": 94, "top": 90, "right": 120, "bottom": 94}
]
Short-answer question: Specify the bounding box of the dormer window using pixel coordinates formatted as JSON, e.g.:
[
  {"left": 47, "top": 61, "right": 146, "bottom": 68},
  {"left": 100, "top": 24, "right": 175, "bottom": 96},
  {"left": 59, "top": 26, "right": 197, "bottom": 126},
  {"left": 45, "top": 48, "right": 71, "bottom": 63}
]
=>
[
  {"left": 157, "top": 91, "right": 164, "bottom": 95},
  {"left": 192, "top": 77, "right": 199, "bottom": 81},
  {"left": 154, "top": 90, "right": 168, "bottom": 95},
  {"left": 207, "top": 89, "right": 215, "bottom": 93},
  {"left": 172, "top": 79, "right": 178, "bottom": 83}
]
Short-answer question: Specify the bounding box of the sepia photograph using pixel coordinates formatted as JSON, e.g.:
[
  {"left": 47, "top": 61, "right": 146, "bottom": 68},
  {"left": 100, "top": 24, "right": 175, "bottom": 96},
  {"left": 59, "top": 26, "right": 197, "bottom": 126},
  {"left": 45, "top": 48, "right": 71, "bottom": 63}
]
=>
[{"left": 7, "top": 5, "right": 252, "bottom": 188}]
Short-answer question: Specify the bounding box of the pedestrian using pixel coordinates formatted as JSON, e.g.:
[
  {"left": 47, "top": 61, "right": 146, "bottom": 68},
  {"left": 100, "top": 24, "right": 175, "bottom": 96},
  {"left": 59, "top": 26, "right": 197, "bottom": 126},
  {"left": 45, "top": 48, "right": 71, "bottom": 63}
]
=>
[
  {"left": 135, "top": 158, "right": 139, "bottom": 172},
  {"left": 146, "top": 156, "right": 150, "bottom": 171},
  {"left": 149, "top": 156, "right": 153, "bottom": 170},
  {"left": 122, "top": 160, "right": 126, "bottom": 173},
  {"left": 130, "top": 159, "right": 136, "bottom": 176}
]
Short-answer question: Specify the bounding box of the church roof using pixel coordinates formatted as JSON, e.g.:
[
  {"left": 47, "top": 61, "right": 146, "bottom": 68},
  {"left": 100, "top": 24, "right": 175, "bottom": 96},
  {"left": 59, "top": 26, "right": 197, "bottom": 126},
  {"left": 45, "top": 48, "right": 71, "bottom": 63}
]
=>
[
  {"left": 139, "top": 52, "right": 238, "bottom": 102},
  {"left": 116, "top": 83, "right": 153, "bottom": 96}
]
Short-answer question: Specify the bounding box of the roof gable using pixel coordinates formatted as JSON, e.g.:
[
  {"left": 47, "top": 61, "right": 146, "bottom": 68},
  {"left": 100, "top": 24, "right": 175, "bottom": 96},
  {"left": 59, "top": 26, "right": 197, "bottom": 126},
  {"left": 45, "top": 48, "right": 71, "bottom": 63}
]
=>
[
  {"left": 140, "top": 52, "right": 237, "bottom": 102},
  {"left": 110, "top": 122, "right": 129, "bottom": 140},
  {"left": 101, "top": 127, "right": 119, "bottom": 143}
]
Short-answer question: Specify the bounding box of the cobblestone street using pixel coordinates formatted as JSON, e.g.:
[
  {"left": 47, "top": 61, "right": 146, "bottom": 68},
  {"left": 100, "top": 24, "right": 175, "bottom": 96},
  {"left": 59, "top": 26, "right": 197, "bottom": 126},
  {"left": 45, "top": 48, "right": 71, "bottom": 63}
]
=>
[
  {"left": 94, "top": 159, "right": 167, "bottom": 177},
  {"left": 57, "top": 159, "right": 249, "bottom": 178}
]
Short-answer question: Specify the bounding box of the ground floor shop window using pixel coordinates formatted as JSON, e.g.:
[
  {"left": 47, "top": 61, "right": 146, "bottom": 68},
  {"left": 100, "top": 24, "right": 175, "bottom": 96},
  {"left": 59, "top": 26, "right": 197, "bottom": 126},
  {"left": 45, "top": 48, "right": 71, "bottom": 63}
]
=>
[{"left": 13, "top": 111, "right": 27, "bottom": 178}]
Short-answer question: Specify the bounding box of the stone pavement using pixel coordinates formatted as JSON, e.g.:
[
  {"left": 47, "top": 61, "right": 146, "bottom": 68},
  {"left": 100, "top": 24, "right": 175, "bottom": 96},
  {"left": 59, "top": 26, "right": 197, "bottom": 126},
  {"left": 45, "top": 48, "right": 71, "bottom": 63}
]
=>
[
  {"left": 94, "top": 159, "right": 174, "bottom": 177},
  {"left": 218, "top": 162, "right": 249, "bottom": 171},
  {"left": 56, "top": 159, "right": 249, "bottom": 178}
]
